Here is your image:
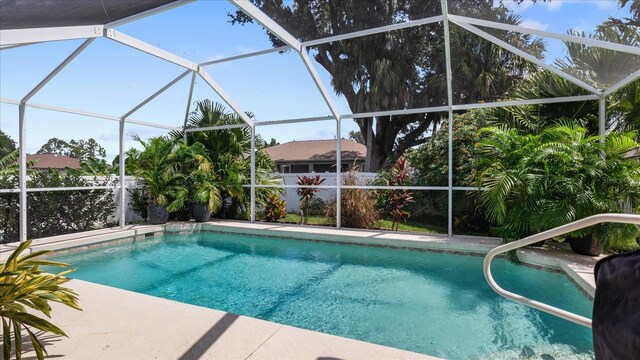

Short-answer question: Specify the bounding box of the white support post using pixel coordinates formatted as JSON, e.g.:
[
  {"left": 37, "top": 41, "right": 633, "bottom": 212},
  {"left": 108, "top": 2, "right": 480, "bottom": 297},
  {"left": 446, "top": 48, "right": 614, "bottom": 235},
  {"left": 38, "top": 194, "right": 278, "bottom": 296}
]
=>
[
  {"left": 599, "top": 97, "right": 606, "bottom": 147},
  {"left": 22, "top": 39, "right": 95, "bottom": 102},
  {"left": 16, "top": 39, "right": 94, "bottom": 242},
  {"left": 105, "top": 29, "right": 199, "bottom": 71},
  {"left": 119, "top": 118, "right": 126, "bottom": 228},
  {"left": 250, "top": 125, "right": 256, "bottom": 223},
  {"left": 121, "top": 70, "right": 191, "bottom": 119},
  {"left": 197, "top": 68, "right": 254, "bottom": 127},
  {"left": 441, "top": 0, "right": 454, "bottom": 237},
  {"left": 199, "top": 46, "right": 292, "bottom": 66},
  {"left": 18, "top": 103, "right": 27, "bottom": 242},
  {"left": 183, "top": 72, "right": 197, "bottom": 143},
  {"left": 336, "top": 119, "right": 342, "bottom": 228},
  {"left": 450, "top": 20, "right": 603, "bottom": 96},
  {"left": 298, "top": 51, "right": 342, "bottom": 120},
  {"left": 0, "top": 25, "right": 103, "bottom": 47}
]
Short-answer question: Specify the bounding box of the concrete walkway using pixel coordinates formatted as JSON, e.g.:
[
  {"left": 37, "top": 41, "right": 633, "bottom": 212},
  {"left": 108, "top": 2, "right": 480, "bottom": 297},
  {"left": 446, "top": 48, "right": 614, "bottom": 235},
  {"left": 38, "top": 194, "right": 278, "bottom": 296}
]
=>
[{"left": 22, "top": 279, "right": 438, "bottom": 360}]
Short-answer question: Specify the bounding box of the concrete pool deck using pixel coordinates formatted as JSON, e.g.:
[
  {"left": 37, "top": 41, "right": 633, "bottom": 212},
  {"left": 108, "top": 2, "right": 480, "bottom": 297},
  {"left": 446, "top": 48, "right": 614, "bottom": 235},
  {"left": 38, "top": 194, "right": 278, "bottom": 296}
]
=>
[
  {"left": 2, "top": 220, "right": 600, "bottom": 359},
  {"left": 20, "top": 279, "right": 437, "bottom": 360}
]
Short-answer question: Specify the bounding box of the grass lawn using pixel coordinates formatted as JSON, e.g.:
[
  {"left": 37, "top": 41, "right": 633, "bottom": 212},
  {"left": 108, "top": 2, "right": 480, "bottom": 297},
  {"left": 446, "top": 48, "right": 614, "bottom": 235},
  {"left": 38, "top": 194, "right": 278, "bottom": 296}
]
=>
[{"left": 279, "top": 214, "right": 447, "bottom": 234}]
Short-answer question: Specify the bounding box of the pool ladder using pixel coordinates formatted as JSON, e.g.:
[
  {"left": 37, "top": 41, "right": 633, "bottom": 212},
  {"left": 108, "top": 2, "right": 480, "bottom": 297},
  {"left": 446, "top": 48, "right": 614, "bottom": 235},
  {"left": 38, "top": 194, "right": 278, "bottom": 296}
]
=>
[{"left": 483, "top": 213, "right": 640, "bottom": 328}]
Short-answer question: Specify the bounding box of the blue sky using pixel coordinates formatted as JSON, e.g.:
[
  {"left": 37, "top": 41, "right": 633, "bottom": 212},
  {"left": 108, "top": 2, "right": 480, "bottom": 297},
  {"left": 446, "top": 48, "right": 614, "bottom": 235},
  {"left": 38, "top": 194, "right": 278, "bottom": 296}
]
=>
[{"left": 0, "top": 0, "right": 633, "bottom": 160}]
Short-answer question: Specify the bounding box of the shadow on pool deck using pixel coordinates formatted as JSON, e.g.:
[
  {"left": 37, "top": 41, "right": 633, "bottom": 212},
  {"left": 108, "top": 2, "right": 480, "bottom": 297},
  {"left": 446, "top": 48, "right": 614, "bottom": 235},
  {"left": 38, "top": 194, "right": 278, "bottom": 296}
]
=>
[{"left": 178, "top": 312, "right": 239, "bottom": 360}]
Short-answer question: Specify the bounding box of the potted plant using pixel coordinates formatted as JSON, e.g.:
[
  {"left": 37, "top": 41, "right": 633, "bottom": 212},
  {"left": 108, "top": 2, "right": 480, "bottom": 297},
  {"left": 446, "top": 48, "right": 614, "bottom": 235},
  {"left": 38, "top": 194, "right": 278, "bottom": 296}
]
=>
[
  {"left": 133, "top": 136, "right": 188, "bottom": 225},
  {"left": 190, "top": 154, "right": 222, "bottom": 222}
]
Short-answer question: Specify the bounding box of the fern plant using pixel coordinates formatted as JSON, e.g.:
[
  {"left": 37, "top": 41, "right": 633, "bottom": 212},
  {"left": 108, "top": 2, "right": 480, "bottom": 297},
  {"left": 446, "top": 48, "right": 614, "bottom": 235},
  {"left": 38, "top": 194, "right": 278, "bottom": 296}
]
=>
[{"left": 1, "top": 240, "right": 81, "bottom": 360}]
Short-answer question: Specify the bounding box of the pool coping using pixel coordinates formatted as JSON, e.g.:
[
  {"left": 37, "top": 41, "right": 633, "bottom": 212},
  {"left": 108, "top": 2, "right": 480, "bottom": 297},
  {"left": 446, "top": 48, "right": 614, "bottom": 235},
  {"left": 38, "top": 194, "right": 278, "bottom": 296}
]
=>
[{"left": 1, "top": 221, "right": 598, "bottom": 359}]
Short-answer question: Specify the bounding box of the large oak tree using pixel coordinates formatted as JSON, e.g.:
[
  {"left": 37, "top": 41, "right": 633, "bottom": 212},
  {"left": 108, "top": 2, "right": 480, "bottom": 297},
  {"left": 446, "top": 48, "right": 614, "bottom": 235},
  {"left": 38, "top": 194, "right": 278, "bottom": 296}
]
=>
[{"left": 230, "top": 0, "right": 542, "bottom": 171}]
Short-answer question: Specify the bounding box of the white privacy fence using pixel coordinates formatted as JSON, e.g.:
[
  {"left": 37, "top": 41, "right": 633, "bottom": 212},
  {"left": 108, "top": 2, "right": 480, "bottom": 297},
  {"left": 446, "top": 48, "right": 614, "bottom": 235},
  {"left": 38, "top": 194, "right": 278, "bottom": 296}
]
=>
[{"left": 278, "top": 172, "right": 377, "bottom": 212}]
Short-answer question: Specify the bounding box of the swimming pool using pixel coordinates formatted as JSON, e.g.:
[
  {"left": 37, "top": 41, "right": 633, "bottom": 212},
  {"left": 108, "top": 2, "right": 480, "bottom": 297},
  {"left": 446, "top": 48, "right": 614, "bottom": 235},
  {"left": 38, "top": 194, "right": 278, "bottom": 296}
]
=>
[{"left": 51, "top": 231, "right": 594, "bottom": 359}]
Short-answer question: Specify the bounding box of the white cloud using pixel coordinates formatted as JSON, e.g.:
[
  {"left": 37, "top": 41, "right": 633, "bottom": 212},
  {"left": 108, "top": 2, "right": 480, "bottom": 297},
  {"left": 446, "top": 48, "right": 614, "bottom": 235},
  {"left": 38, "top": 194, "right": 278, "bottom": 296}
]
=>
[
  {"left": 520, "top": 19, "right": 550, "bottom": 31},
  {"left": 546, "top": 0, "right": 615, "bottom": 12},
  {"left": 546, "top": 1, "right": 563, "bottom": 11},
  {"left": 593, "top": 1, "right": 615, "bottom": 10}
]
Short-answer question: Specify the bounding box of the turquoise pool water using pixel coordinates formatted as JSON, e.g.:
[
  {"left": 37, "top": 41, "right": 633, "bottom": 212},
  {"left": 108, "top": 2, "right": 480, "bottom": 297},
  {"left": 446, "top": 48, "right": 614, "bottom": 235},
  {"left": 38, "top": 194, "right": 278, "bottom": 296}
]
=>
[{"left": 51, "top": 232, "right": 594, "bottom": 359}]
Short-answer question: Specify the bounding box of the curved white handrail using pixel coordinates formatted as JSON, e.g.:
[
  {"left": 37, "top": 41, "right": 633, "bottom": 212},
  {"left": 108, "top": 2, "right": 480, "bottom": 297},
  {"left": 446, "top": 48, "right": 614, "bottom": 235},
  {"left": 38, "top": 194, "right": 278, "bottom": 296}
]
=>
[{"left": 483, "top": 213, "right": 640, "bottom": 328}]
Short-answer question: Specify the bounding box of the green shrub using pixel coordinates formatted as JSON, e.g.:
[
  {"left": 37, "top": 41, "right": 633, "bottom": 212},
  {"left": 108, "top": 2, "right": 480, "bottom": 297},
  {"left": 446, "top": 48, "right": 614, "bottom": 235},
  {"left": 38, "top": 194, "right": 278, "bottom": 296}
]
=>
[
  {"left": 0, "top": 170, "right": 115, "bottom": 243},
  {"left": 475, "top": 123, "right": 640, "bottom": 249},
  {"left": 263, "top": 194, "right": 287, "bottom": 222}
]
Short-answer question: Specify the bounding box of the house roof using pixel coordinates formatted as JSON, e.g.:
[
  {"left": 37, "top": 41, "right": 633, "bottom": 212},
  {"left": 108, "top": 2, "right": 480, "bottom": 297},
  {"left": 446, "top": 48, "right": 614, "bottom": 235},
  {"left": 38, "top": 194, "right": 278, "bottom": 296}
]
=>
[
  {"left": 27, "top": 154, "right": 80, "bottom": 170},
  {"left": 0, "top": 0, "right": 178, "bottom": 30},
  {"left": 263, "top": 139, "right": 366, "bottom": 162}
]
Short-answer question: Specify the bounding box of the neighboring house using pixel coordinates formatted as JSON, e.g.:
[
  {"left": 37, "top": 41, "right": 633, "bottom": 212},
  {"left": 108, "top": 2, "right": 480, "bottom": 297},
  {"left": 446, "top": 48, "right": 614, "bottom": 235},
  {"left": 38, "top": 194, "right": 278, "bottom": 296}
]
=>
[
  {"left": 263, "top": 139, "right": 366, "bottom": 173},
  {"left": 27, "top": 154, "right": 80, "bottom": 171}
]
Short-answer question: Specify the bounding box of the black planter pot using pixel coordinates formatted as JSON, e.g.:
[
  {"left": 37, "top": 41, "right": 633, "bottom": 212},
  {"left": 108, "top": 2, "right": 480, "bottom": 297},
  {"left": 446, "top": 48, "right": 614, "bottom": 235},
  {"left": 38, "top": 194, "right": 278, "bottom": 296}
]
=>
[
  {"left": 569, "top": 236, "right": 604, "bottom": 256},
  {"left": 147, "top": 205, "right": 169, "bottom": 225},
  {"left": 192, "top": 203, "right": 211, "bottom": 222},
  {"left": 175, "top": 204, "right": 192, "bottom": 221}
]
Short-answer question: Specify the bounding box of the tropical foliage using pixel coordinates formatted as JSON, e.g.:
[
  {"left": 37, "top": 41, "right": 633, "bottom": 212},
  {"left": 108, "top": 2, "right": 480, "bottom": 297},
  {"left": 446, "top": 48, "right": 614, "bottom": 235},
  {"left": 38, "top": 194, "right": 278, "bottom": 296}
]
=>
[
  {"left": 170, "top": 100, "right": 282, "bottom": 219},
  {"left": 475, "top": 123, "right": 640, "bottom": 249},
  {"left": 1, "top": 240, "right": 81, "bottom": 360},
  {"left": 263, "top": 194, "right": 287, "bottom": 222},
  {"left": 133, "top": 136, "right": 190, "bottom": 212},
  {"left": 296, "top": 175, "right": 326, "bottom": 224},
  {"left": 385, "top": 158, "right": 414, "bottom": 231}
]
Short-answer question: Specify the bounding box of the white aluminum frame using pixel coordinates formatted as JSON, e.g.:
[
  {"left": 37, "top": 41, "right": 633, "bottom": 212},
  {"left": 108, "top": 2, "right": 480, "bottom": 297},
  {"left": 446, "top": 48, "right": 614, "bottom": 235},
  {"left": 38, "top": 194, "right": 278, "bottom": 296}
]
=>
[
  {"left": 1, "top": 0, "right": 639, "bottom": 244},
  {"left": 0, "top": 25, "right": 104, "bottom": 47},
  {"left": 441, "top": 0, "right": 455, "bottom": 237},
  {"left": 448, "top": 15, "right": 640, "bottom": 56},
  {"left": 450, "top": 20, "right": 603, "bottom": 95},
  {"left": 104, "top": 0, "right": 196, "bottom": 29},
  {"left": 302, "top": 15, "right": 444, "bottom": 47}
]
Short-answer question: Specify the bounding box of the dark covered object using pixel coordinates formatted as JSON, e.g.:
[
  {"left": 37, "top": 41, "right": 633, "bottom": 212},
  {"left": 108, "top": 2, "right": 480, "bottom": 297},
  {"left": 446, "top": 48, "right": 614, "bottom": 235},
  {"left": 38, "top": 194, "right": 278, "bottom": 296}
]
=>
[
  {"left": 0, "top": 0, "right": 178, "bottom": 30},
  {"left": 593, "top": 249, "right": 640, "bottom": 359}
]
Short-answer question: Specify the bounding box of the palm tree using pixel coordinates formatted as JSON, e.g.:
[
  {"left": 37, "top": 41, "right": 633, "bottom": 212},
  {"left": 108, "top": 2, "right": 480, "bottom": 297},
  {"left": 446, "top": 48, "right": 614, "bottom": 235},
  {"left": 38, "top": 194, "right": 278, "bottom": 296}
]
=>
[
  {"left": 133, "top": 136, "right": 190, "bottom": 223},
  {"left": 556, "top": 27, "right": 640, "bottom": 90},
  {"left": 476, "top": 123, "right": 640, "bottom": 253},
  {"left": 172, "top": 100, "right": 282, "bottom": 218},
  {"left": 0, "top": 150, "right": 19, "bottom": 176}
]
